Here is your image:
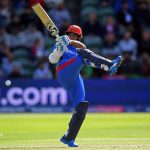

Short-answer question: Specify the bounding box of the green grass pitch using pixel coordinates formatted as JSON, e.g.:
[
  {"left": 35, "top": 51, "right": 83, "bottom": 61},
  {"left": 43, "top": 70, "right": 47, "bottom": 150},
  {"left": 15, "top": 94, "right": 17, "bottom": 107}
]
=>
[{"left": 0, "top": 113, "right": 150, "bottom": 150}]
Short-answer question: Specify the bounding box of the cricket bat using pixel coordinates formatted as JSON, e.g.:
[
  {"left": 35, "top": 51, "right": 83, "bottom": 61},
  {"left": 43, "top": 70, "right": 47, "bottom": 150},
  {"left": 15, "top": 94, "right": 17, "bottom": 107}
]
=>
[{"left": 32, "top": 3, "right": 59, "bottom": 38}]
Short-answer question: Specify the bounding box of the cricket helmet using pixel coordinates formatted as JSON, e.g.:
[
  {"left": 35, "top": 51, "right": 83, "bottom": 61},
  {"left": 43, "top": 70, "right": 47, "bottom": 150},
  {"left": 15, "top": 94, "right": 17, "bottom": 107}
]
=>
[{"left": 66, "top": 25, "right": 83, "bottom": 38}]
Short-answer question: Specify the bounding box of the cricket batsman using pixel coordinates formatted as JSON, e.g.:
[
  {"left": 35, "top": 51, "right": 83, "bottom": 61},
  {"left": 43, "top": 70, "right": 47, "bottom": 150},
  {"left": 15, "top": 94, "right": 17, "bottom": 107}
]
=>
[{"left": 49, "top": 25, "right": 122, "bottom": 147}]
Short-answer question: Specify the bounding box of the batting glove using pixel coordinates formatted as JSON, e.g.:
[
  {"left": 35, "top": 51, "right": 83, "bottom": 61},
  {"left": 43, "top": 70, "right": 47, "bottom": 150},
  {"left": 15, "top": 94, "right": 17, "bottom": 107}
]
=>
[
  {"left": 49, "top": 42, "right": 67, "bottom": 64},
  {"left": 56, "top": 35, "right": 70, "bottom": 46},
  {"left": 56, "top": 42, "right": 68, "bottom": 53}
]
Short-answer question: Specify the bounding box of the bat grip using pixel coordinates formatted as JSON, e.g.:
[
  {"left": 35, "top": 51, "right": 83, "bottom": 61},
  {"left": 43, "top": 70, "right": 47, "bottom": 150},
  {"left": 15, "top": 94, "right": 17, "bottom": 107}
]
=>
[{"left": 55, "top": 34, "right": 59, "bottom": 38}]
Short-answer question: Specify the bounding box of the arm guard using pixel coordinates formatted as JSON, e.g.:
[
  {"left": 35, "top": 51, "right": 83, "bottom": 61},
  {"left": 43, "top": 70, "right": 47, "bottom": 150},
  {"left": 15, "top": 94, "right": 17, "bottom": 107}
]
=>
[{"left": 48, "top": 48, "right": 62, "bottom": 64}]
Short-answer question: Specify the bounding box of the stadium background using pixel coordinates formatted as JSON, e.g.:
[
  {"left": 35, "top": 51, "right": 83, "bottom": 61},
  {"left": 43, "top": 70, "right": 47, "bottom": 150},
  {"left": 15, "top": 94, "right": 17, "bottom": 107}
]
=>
[
  {"left": 0, "top": 0, "right": 150, "bottom": 112},
  {"left": 0, "top": 0, "right": 150, "bottom": 150}
]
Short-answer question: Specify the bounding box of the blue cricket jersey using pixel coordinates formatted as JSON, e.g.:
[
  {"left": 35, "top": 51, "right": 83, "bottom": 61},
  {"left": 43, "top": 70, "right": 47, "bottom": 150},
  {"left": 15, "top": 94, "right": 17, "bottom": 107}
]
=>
[
  {"left": 52, "top": 44, "right": 79, "bottom": 65},
  {"left": 52, "top": 44, "right": 85, "bottom": 107}
]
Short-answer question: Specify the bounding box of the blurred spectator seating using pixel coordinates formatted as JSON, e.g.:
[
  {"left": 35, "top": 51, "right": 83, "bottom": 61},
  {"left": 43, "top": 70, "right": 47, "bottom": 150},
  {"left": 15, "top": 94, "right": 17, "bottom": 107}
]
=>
[
  {"left": 83, "top": 35, "right": 102, "bottom": 54},
  {"left": 0, "top": 0, "right": 12, "bottom": 26},
  {"left": 48, "top": 0, "right": 71, "bottom": 30},
  {"left": 119, "top": 30, "right": 137, "bottom": 60},
  {"left": 5, "top": 13, "right": 27, "bottom": 48},
  {"left": 12, "top": 47, "right": 36, "bottom": 77},
  {"left": 119, "top": 52, "right": 139, "bottom": 77},
  {"left": 81, "top": 0, "right": 98, "bottom": 8},
  {"left": 138, "top": 29, "right": 150, "bottom": 56},
  {"left": 113, "top": 0, "right": 135, "bottom": 13},
  {"left": 33, "top": 58, "right": 53, "bottom": 79},
  {"left": 82, "top": 11, "right": 101, "bottom": 36},
  {"left": 0, "top": 0, "right": 150, "bottom": 78},
  {"left": 138, "top": 53, "right": 150, "bottom": 77},
  {"left": 101, "top": 15, "right": 118, "bottom": 37},
  {"left": 136, "top": 0, "right": 150, "bottom": 28},
  {"left": 98, "top": 0, "right": 114, "bottom": 25},
  {"left": 81, "top": 7, "right": 97, "bottom": 22},
  {"left": 116, "top": 0, "right": 137, "bottom": 28},
  {"left": 28, "top": 0, "right": 45, "bottom": 7},
  {"left": 101, "top": 33, "right": 120, "bottom": 59},
  {"left": 26, "top": 23, "right": 44, "bottom": 49}
]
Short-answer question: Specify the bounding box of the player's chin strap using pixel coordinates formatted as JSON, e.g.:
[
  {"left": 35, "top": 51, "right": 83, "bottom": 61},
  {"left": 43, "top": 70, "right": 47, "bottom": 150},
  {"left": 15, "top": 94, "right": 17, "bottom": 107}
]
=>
[
  {"left": 65, "top": 101, "right": 88, "bottom": 141},
  {"left": 77, "top": 48, "right": 112, "bottom": 71}
]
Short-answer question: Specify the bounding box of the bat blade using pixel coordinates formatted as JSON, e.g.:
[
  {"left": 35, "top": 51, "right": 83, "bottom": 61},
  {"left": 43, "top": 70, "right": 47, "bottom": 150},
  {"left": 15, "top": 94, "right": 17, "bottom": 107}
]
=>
[{"left": 32, "top": 3, "right": 59, "bottom": 38}]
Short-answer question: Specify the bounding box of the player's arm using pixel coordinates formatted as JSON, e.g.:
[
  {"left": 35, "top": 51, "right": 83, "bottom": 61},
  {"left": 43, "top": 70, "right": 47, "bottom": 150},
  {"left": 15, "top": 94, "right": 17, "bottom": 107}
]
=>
[
  {"left": 70, "top": 40, "right": 86, "bottom": 49},
  {"left": 77, "top": 48, "right": 122, "bottom": 76},
  {"left": 49, "top": 35, "right": 70, "bottom": 64},
  {"left": 56, "top": 35, "right": 86, "bottom": 49},
  {"left": 49, "top": 43, "right": 63, "bottom": 64},
  {"left": 49, "top": 35, "right": 86, "bottom": 64}
]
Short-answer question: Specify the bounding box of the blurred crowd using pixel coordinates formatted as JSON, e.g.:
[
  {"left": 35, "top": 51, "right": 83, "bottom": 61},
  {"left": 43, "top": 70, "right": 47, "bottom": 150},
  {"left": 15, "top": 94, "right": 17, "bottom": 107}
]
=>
[{"left": 0, "top": 0, "right": 150, "bottom": 79}]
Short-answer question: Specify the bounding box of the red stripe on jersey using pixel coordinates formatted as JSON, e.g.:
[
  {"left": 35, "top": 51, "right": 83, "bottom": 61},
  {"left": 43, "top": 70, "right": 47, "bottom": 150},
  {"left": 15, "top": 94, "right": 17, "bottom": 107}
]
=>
[{"left": 56, "top": 57, "right": 76, "bottom": 77}]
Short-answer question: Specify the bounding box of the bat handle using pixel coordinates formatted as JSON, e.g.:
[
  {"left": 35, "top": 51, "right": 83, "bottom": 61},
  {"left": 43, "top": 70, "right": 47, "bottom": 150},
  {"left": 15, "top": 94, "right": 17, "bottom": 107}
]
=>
[{"left": 55, "top": 34, "right": 59, "bottom": 39}]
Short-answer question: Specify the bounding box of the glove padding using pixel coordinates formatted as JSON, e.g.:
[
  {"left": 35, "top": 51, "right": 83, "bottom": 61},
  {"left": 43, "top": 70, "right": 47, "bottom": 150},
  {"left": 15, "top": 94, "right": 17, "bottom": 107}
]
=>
[
  {"left": 56, "top": 35, "right": 70, "bottom": 46},
  {"left": 49, "top": 42, "right": 67, "bottom": 64},
  {"left": 49, "top": 38, "right": 69, "bottom": 64},
  {"left": 56, "top": 42, "right": 67, "bottom": 54}
]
